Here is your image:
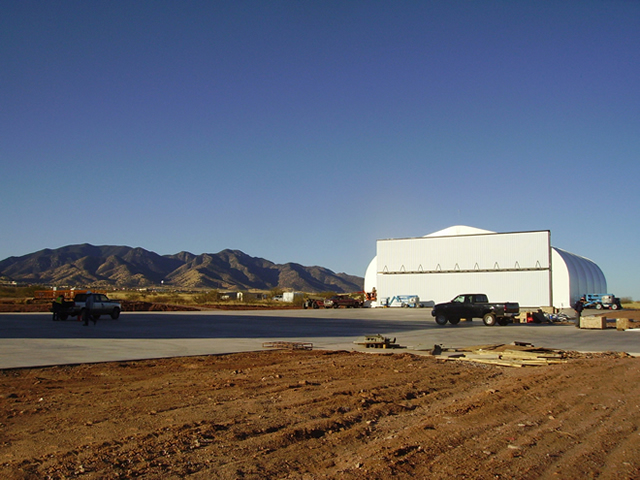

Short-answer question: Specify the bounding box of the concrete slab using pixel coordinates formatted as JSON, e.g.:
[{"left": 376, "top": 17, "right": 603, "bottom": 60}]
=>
[{"left": 1, "top": 309, "right": 639, "bottom": 369}]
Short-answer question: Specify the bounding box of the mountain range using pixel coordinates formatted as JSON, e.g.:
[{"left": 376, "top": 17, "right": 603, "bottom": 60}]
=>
[{"left": 0, "top": 244, "right": 364, "bottom": 293}]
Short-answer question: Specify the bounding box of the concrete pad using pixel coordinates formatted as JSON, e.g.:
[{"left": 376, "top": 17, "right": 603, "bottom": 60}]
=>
[{"left": 1, "top": 309, "right": 639, "bottom": 369}]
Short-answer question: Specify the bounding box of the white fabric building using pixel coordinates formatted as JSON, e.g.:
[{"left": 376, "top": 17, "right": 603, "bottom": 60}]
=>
[{"left": 364, "top": 226, "right": 606, "bottom": 309}]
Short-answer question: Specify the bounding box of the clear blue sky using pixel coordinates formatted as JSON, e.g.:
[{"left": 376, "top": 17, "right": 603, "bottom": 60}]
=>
[{"left": 1, "top": 1, "right": 639, "bottom": 298}]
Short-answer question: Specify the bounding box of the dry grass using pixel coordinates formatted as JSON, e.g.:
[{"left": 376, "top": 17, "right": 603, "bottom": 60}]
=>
[
  {"left": 622, "top": 301, "right": 640, "bottom": 309},
  {"left": 106, "top": 290, "right": 280, "bottom": 307}
]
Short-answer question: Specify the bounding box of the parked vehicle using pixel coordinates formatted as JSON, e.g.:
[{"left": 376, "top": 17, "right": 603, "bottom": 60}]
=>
[
  {"left": 59, "top": 293, "right": 121, "bottom": 321},
  {"left": 582, "top": 293, "right": 622, "bottom": 310},
  {"left": 379, "top": 295, "right": 421, "bottom": 308},
  {"left": 303, "top": 298, "right": 325, "bottom": 309},
  {"left": 431, "top": 293, "right": 520, "bottom": 326},
  {"left": 324, "top": 295, "right": 363, "bottom": 308}
]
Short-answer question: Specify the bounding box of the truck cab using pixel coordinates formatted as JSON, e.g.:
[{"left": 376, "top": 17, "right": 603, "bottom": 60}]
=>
[{"left": 431, "top": 293, "right": 519, "bottom": 326}]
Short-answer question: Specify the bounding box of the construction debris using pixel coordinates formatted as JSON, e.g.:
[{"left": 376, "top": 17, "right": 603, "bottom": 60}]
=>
[
  {"left": 354, "top": 334, "right": 402, "bottom": 349},
  {"left": 431, "top": 342, "right": 566, "bottom": 367},
  {"left": 262, "top": 341, "right": 313, "bottom": 350}
]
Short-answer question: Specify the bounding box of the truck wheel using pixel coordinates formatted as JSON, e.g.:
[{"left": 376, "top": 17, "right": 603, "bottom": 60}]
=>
[
  {"left": 596, "top": 303, "right": 603, "bottom": 310},
  {"left": 448, "top": 318, "right": 461, "bottom": 325},
  {"left": 435, "top": 315, "right": 448, "bottom": 326},
  {"left": 497, "top": 317, "right": 509, "bottom": 326},
  {"left": 611, "top": 303, "right": 619, "bottom": 310},
  {"left": 483, "top": 313, "right": 497, "bottom": 326},
  {"left": 111, "top": 307, "right": 121, "bottom": 319}
]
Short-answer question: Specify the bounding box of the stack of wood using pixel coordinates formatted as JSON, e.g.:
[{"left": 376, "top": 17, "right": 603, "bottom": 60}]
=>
[
  {"left": 262, "top": 341, "right": 313, "bottom": 350},
  {"left": 434, "top": 342, "right": 566, "bottom": 367}
]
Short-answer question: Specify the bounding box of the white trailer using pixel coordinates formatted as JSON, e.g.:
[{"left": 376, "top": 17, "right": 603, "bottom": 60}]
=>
[{"left": 283, "top": 292, "right": 304, "bottom": 303}]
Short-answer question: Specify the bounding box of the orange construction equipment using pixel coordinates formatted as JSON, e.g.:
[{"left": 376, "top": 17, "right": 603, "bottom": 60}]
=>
[{"left": 34, "top": 289, "right": 104, "bottom": 300}]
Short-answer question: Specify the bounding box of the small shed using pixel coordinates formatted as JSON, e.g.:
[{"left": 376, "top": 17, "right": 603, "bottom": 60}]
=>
[{"left": 283, "top": 292, "right": 304, "bottom": 303}]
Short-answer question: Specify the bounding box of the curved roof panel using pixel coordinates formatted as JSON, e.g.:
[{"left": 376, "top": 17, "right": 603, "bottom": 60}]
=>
[
  {"left": 425, "top": 225, "right": 495, "bottom": 237},
  {"left": 552, "top": 247, "right": 606, "bottom": 304}
]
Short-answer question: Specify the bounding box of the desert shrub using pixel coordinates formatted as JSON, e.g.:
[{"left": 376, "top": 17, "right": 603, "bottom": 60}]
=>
[
  {"left": 269, "top": 287, "right": 284, "bottom": 299},
  {"left": 125, "top": 292, "right": 144, "bottom": 302},
  {"left": 0, "top": 285, "right": 44, "bottom": 298},
  {"left": 194, "top": 290, "right": 221, "bottom": 304},
  {"left": 154, "top": 294, "right": 186, "bottom": 305},
  {"left": 620, "top": 297, "right": 639, "bottom": 309}
]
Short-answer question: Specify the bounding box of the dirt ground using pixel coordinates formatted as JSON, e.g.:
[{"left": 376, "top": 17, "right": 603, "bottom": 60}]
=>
[{"left": 1, "top": 348, "right": 640, "bottom": 480}]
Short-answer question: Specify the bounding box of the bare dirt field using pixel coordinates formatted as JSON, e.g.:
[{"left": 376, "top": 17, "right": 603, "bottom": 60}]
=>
[{"left": 1, "top": 348, "right": 639, "bottom": 479}]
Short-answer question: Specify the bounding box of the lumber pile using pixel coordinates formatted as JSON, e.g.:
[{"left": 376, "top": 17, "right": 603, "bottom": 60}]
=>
[
  {"left": 262, "top": 341, "right": 313, "bottom": 350},
  {"left": 433, "top": 342, "right": 566, "bottom": 367}
]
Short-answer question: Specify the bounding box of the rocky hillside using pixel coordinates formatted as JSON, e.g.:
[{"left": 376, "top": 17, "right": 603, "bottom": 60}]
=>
[{"left": 0, "top": 244, "right": 364, "bottom": 293}]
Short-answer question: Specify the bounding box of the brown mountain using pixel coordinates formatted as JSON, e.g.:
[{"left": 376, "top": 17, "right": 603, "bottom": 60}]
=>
[{"left": 0, "top": 244, "right": 363, "bottom": 293}]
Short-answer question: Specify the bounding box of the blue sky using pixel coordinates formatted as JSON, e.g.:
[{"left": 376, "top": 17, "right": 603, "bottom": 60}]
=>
[{"left": 1, "top": 1, "right": 639, "bottom": 298}]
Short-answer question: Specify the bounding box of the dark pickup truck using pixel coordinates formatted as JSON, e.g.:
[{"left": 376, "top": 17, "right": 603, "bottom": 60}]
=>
[{"left": 431, "top": 293, "right": 519, "bottom": 326}]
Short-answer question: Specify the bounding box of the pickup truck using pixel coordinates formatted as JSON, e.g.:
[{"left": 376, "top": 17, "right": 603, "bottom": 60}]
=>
[
  {"left": 431, "top": 293, "right": 519, "bottom": 326},
  {"left": 59, "top": 293, "right": 122, "bottom": 321},
  {"left": 323, "top": 295, "right": 363, "bottom": 308}
]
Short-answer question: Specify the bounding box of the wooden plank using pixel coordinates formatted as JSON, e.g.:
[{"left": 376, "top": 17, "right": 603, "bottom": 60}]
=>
[
  {"left": 447, "top": 355, "right": 566, "bottom": 367},
  {"left": 499, "top": 351, "right": 563, "bottom": 359},
  {"left": 262, "top": 341, "right": 313, "bottom": 350},
  {"left": 450, "top": 357, "right": 526, "bottom": 367},
  {"left": 455, "top": 344, "right": 504, "bottom": 352}
]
